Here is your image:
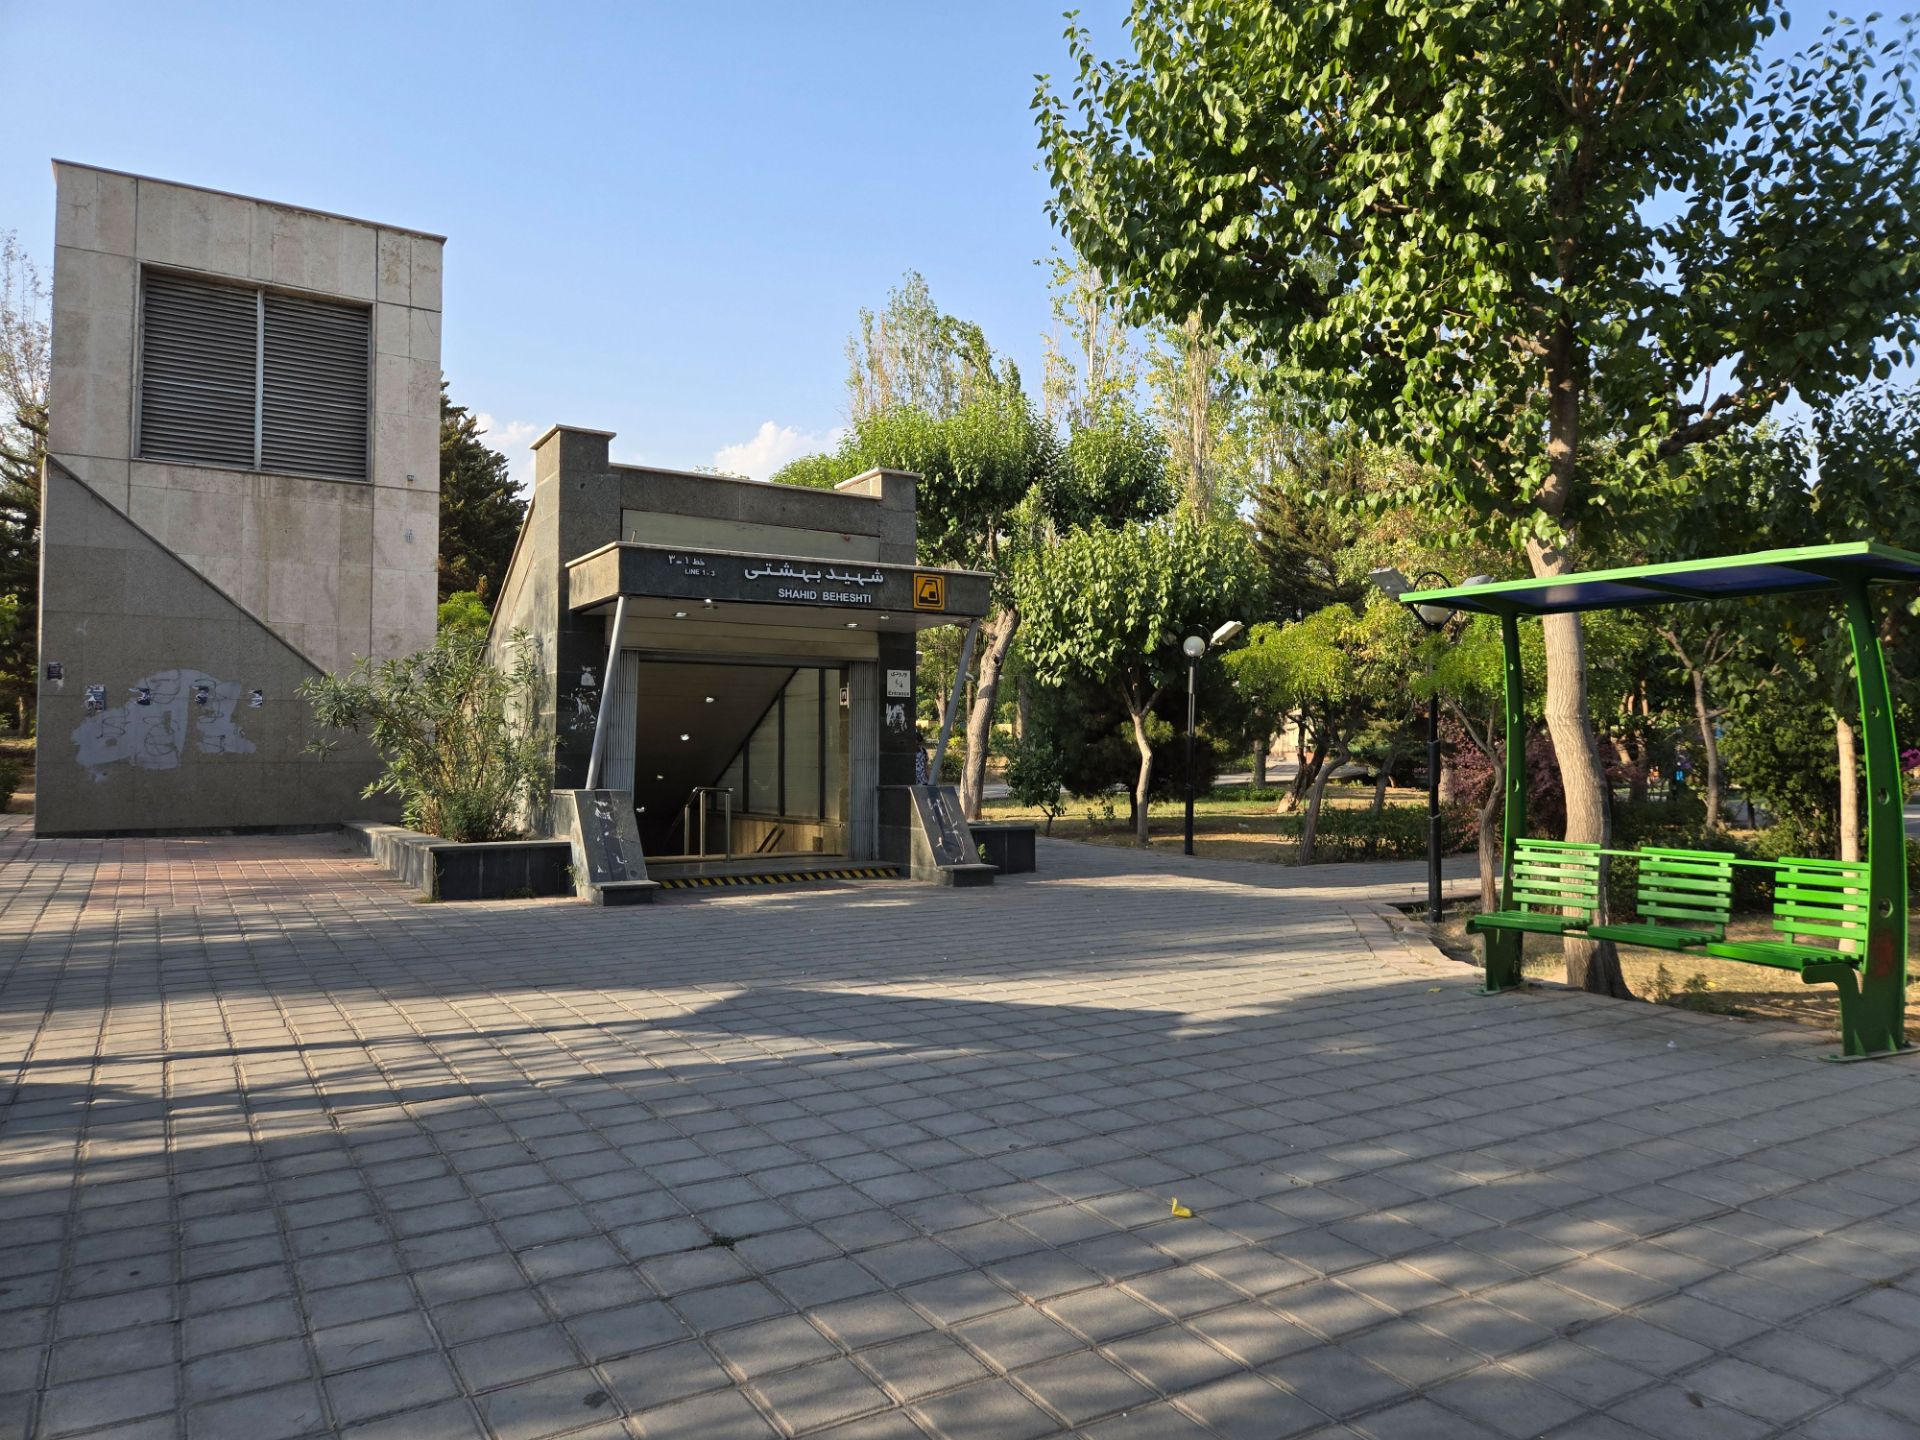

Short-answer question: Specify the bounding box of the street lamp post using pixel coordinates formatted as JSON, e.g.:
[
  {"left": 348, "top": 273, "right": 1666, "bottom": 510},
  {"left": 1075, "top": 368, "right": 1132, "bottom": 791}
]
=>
[
  {"left": 1181, "top": 620, "right": 1246, "bottom": 858},
  {"left": 1368, "top": 568, "right": 1486, "bottom": 923}
]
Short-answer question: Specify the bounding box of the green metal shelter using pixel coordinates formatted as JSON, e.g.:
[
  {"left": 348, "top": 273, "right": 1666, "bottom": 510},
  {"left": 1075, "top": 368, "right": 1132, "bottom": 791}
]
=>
[{"left": 1400, "top": 542, "right": 1920, "bottom": 1058}]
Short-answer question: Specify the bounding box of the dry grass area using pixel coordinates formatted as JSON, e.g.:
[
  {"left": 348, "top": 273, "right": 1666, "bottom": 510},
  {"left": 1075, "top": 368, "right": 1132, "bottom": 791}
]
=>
[
  {"left": 979, "top": 783, "right": 1428, "bottom": 863},
  {"left": 1426, "top": 908, "right": 1920, "bottom": 1041}
]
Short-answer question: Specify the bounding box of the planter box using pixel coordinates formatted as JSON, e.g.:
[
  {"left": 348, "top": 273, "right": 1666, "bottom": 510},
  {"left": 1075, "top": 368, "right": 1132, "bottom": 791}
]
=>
[
  {"left": 969, "top": 821, "right": 1037, "bottom": 875},
  {"left": 348, "top": 822, "right": 574, "bottom": 901}
]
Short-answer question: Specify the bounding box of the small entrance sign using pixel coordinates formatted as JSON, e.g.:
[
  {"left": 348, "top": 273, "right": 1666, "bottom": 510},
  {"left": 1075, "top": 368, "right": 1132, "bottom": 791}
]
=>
[
  {"left": 886, "top": 669, "right": 912, "bottom": 697},
  {"left": 913, "top": 573, "right": 946, "bottom": 610}
]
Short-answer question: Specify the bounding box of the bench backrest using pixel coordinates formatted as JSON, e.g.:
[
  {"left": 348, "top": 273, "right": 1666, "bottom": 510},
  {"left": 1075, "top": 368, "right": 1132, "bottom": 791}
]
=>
[
  {"left": 1772, "top": 857, "right": 1869, "bottom": 950},
  {"left": 1636, "top": 848, "right": 1734, "bottom": 931},
  {"left": 1508, "top": 839, "right": 1602, "bottom": 921}
]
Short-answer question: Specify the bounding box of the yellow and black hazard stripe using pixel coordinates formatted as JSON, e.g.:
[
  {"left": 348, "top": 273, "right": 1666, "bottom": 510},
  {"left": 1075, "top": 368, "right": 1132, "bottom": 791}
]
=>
[{"left": 656, "top": 866, "right": 902, "bottom": 891}]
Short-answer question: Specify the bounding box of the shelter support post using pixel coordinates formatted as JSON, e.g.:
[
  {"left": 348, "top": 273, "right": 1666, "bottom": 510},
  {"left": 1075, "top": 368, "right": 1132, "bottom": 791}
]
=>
[
  {"left": 1839, "top": 578, "right": 1907, "bottom": 1057},
  {"left": 583, "top": 595, "right": 629, "bottom": 791},
  {"left": 933, "top": 620, "right": 979, "bottom": 782},
  {"left": 1482, "top": 612, "right": 1527, "bottom": 993}
]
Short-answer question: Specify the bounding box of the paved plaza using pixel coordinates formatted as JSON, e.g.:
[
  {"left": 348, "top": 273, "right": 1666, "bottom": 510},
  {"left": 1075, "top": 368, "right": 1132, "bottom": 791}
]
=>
[{"left": 2, "top": 819, "right": 1920, "bottom": 1440}]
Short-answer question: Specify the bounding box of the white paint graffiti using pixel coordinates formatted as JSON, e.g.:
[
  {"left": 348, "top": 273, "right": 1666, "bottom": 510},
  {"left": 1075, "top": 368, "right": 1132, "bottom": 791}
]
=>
[{"left": 72, "top": 669, "right": 257, "bottom": 776}]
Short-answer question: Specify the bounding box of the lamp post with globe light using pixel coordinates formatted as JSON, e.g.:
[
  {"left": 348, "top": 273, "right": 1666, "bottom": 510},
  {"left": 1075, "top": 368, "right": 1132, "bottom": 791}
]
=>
[
  {"left": 1367, "top": 568, "right": 1490, "bottom": 921},
  {"left": 1182, "top": 620, "right": 1247, "bottom": 856}
]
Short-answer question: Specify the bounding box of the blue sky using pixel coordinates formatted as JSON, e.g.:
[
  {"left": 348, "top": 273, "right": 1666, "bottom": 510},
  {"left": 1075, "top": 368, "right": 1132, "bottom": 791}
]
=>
[
  {"left": 0, "top": 3, "right": 1853, "bottom": 487},
  {"left": 1, "top": 2, "right": 1136, "bottom": 484}
]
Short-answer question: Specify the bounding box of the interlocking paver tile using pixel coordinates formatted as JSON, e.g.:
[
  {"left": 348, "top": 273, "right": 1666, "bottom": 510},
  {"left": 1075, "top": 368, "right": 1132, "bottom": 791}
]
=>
[
  {"left": 1173, "top": 1370, "right": 1327, "bottom": 1439},
  {"left": 910, "top": 1377, "right": 1060, "bottom": 1440},
  {"left": 39, "top": 1364, "right": 176, "bottom": 1434},
  {"left": 184, "top": 1379, "right": 328, "bottom": 1440},
  {"left": 183, "top": 1338, "right": 315, "bottom": 1404},
  {"left": 451, "top": 1324, "right": 584, "bottom": 1391},
  {"left": 475, "top": 1367, "right": 623, "bottom": 1440},
  {"left": 631, "top": 1386, "right": 779, "bottom": 1438},
  {"left": 710, "top": 1313, "right": 840, "bottom": 1377}
]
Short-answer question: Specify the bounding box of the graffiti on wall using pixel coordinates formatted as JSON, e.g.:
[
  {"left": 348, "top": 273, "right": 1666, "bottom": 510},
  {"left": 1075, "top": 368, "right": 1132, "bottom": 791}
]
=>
[{"left": 72, "top": 669, "right": 257, "bottom": 777}]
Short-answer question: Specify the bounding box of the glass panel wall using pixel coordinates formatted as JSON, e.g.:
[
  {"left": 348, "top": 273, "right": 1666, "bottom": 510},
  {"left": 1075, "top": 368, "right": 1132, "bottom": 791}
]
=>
[{"left": 709, "top": 666, "right": 849, "bottom": 855}]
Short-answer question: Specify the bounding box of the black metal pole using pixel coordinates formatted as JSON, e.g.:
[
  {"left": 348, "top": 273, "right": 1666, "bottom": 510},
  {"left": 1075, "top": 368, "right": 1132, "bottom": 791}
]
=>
[
  {"left": 1427, "top": 686, "right": 1442, "bottom": 923},
  {"left": 1175, "top": 664, "right": 1190, "bottom": 856}
]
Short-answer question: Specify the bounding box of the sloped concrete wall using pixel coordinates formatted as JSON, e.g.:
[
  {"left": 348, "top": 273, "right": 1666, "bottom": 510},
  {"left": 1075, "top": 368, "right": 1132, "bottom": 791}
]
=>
[{"left": 35, "top": 463, "right": 383, "bottom": 835}]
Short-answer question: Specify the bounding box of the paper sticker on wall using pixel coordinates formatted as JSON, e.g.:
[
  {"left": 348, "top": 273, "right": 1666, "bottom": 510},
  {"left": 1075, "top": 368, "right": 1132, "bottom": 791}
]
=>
[
  {"left": 73, "top": 670, "right": 257, "bottom": 775},
  {"left": 248, "top": 689, "right": 265, "bottom": 708},
  {"left": 45, "top": 661, "right": 63, "bottom": 683}
]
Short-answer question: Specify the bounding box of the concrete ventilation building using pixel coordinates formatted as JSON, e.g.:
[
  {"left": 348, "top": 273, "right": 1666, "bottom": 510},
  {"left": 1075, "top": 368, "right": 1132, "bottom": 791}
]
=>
[{"left": 38, "top": 162, "right": 443, "bottom": 835}]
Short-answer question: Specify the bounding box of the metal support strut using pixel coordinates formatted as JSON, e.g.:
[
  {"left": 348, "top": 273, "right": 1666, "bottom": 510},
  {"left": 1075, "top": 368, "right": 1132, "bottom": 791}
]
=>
[
  {"left": 1481, "top": 612, "right": 1527, "bottom": 993},
  {"left": 1839, "top": 578, "right": 1908, "bottom": 1057}
]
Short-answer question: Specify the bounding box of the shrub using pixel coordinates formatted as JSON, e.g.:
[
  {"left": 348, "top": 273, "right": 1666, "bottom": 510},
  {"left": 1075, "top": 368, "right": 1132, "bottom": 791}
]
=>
[
  {"left": 1275, "top": 805, "right": 1476, "bottom": 863},
  {"left": 301, "top": 630, "right": 549, "bottom": 842},
  {"left": 1004, "top": 729, "right": 1067, "bottom": 834},
  {"left": 0, "top": 755, "right": 21, "bottom": 807}
]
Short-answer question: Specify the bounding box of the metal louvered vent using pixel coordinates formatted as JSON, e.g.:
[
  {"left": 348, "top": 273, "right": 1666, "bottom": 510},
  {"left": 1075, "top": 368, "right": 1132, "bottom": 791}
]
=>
[
  {"left": 137, "top": 270, "right": 372, "bottom": 482},
  {"left": 138, "top": 273, "right": 258, "bottom": 468},
  {"left": 262, "top": 292, "right": 370, "bottom": 481}
]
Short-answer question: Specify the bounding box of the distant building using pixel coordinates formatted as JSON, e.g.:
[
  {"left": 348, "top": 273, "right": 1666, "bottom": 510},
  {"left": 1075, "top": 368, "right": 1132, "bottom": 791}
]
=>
[{"left": 38, "top": 162, "right": 442, "bottom": 834}]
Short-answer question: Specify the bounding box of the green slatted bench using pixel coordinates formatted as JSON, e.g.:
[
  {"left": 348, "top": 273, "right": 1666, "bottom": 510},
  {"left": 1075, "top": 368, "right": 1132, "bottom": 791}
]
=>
[
  {"left": 1468, "top": 838, "right": 1601, "bottom": 938},
  {"left": 1586, "top": 847, "right": 1734, "bottom": 950},
  {"left": 1701, "top": 859, "right": 1871, "bottom": 1044}
]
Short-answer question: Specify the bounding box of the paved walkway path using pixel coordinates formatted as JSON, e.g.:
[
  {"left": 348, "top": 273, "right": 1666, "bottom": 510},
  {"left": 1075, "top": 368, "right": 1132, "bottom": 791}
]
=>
[{"left": 2, "top": 817, "right": 1919, "bottom": 1439}]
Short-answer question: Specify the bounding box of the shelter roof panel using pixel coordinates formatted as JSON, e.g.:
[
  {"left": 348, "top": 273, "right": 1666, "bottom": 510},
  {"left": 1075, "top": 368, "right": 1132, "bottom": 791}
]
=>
[{"left": 1401, "top": 542, "right": 1920, "bottom": 617}]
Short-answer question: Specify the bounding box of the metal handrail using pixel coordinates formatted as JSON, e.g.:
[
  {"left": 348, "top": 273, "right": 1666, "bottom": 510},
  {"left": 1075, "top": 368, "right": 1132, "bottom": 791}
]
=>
[{"left": 682, "top": 787, "right": 733, "bottom": 860}]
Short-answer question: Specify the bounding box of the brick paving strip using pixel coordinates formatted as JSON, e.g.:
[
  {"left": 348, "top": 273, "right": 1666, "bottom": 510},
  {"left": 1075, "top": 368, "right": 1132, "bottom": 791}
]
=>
[{"left": 1, "top": 813, "right": 1918, "bottom": 1439}]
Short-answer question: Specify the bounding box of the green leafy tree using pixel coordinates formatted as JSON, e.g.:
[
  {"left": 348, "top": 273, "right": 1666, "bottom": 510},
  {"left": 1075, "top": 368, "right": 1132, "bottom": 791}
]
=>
[
  {"left": 0, "top": 235, "right": 48, "bottom": 734},
  {"left": 1039, "top": 4, "right": 1920, "bottom": 995},
  {"left": 437, "top": 388, "right": 526, "bottom": 605},
  {"left": 301, "top": 630, "right": 548, "bottom": 843},
  {"left": 436, "top": 590, "right": 491, "bottom": 638},
  {"left": 1015, "top": 512, "right": 1262, "bottom": 844},
  {"left": 1227, "top": 599, "right": 1424, "bottom": 862},
  {"left": 779, "top": 271, "right": 1177, "bottom": 818}
]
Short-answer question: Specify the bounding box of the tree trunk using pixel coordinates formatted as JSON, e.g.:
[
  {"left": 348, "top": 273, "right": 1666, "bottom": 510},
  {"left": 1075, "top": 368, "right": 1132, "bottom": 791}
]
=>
[
  {"left": 1837, "top": 713, "right": 1860, "bottom": 862},
  {"left": 1370, "top": 763, "right": 1389, "bottom": 814},
  {"left": 959, "top": 607, "right": 1019, "bottom": 820},
  {"left": 1284, "top": 735, "right": 1324, "bottom": 813},
  {"left": 1298, "top": 743, "right": 1344, "bottom": 865},
  {"left": 1689, "top": 666, "right": 1723, "bottom": 828},
  {"left": 1527, "top": 541, "right": 1629, "bottom": 998},
  {"left": 1252, "top": 732, "right": 1269, "bottom": 787},
  {"left": 1128, "top": 699, "right": 1158, "bottom": 846},
  {"left": 1478, "top": 752, "right": 1503, "bottom": 914},
  {"left": 1015, "top": 673, "right": 1030, "bottom": 742}
]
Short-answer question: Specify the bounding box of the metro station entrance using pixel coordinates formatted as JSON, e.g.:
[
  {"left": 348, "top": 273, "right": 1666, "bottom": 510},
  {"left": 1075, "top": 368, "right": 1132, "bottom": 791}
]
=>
[{"left": 601, "top": 657, "right": 851, "bottom": 862}]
